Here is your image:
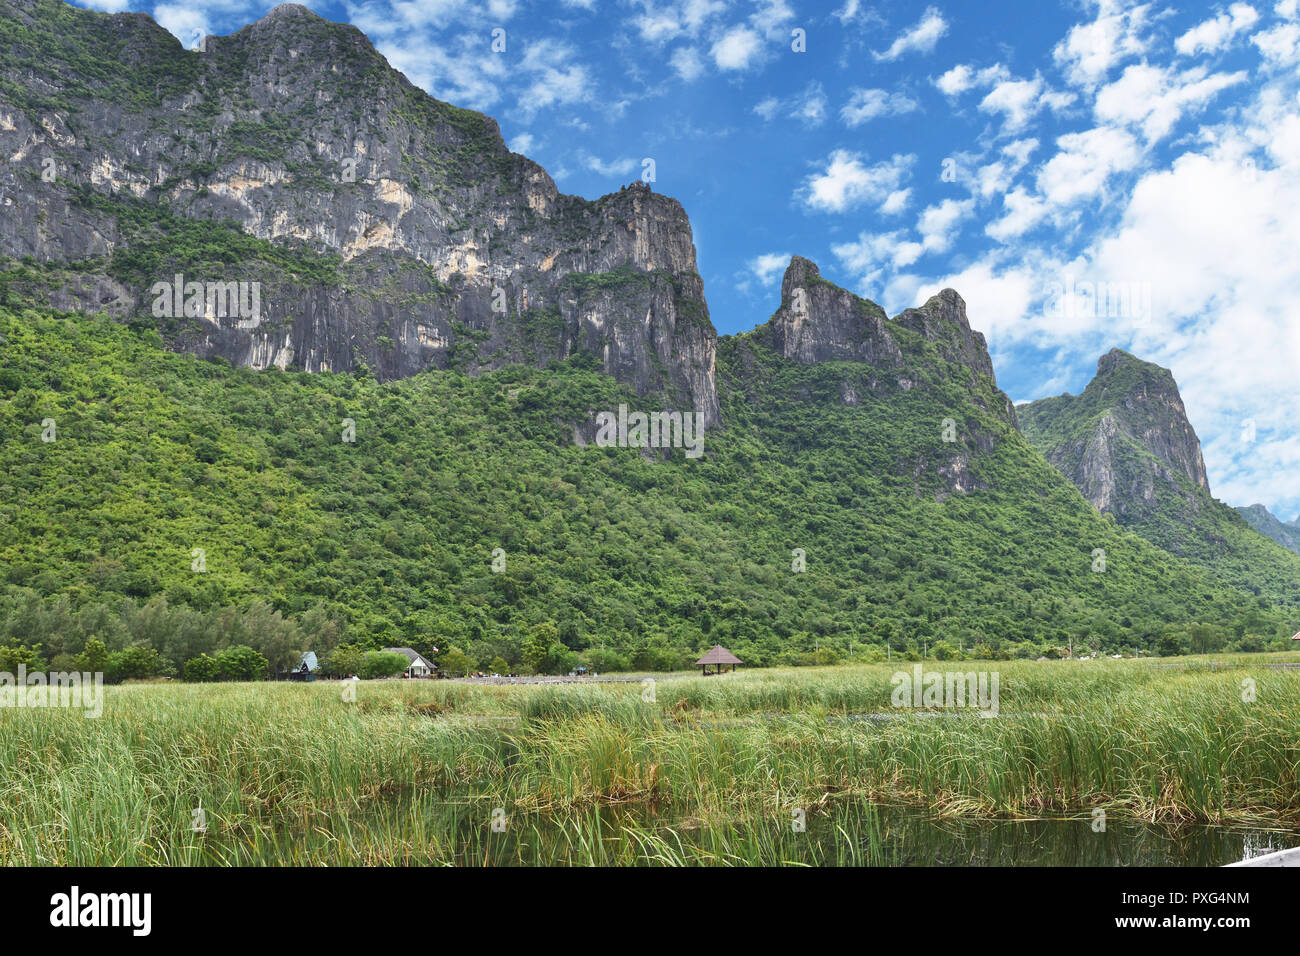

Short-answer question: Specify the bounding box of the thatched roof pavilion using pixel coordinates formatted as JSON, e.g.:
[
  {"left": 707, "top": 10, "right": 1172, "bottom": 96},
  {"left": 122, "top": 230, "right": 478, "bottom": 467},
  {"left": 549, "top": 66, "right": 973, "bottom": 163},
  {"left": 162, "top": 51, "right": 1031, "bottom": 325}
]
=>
[{"left": 695, "top": 645, "right": 741, "bottom": 675}]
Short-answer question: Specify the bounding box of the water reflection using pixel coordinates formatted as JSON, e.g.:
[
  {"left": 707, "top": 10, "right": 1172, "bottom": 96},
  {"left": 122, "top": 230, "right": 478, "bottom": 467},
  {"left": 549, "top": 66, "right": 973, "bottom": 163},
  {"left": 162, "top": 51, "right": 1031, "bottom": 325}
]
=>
[{"left": 863, "top": 806, "right": 1296, "bottom": 867}]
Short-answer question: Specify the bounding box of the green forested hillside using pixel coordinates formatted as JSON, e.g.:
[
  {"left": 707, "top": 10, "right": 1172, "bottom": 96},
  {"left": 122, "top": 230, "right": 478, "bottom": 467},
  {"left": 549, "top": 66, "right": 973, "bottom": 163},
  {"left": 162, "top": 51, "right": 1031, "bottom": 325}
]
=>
[{"left": 1, "top": 304, "right": 1290, "bottom": 678}]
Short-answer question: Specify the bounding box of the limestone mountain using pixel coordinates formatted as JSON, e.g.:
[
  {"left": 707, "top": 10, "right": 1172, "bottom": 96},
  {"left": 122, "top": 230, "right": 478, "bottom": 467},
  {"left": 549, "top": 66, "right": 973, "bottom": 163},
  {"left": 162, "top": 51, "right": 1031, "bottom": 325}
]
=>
[
  {"left": 1018, "top": 349, "right": 1300, "bottom": 606},
  {"left": 1, "top": 0, "right": 1296, "bottom": 669},
  {"left": 1236, "top": 504, "right": 1300, "bottom": 555},
  {"left": 0, "top": 0, "right": 718, "bottom": 421},
  {"left": 1018, "top": 349, "right": 1208, "bottom": 516}
]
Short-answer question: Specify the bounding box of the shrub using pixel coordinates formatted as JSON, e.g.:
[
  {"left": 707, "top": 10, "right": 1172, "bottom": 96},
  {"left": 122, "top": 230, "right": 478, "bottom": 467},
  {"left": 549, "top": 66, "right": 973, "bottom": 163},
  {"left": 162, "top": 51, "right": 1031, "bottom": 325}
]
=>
[
  {"left": 72, "top": 638, "right": 109, "bottom": 674},
  {"left": 324, "top": 644, "right": 365, "bottom": 677},
  {"left": 582, "top": 648, "right": 630, "bottom": 673},
  {"left": 107, "top": 645, "right": 160, "bottom": 682},
  {"left": 0, "top": 639, "right": 44, "bottom": 673},
  {"left": 438, "top": 647, "right": 475, "bottom": 677},
  {"left": 183, "top": 654, "right": 221, "bottom": 682},
  {"left": 216, "top": 645, "right": 269, "bottom": 681},
  {"left": 360, "top": 651, "right": 410, "bottom": 679},
  {"left": 541, "top": 643, "right": 578, "bottom": 675}
]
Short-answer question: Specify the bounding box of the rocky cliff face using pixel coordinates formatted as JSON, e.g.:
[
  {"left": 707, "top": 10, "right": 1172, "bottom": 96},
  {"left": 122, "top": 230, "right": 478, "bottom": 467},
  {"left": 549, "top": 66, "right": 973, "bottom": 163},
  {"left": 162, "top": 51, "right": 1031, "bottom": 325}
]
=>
[
  {"left": 1093, "top": 348, "right": 1209, "bottom": 492},
  {"left": 1018, "top": 349, "right": 1209, "bottom": 520},
  {"left": 752, "top": 256, "right": 1016, "bottom": 426},
  {"left": 759, "top": 255, "right": 901, "bottom": 367},
  {"left": 0, "top": 0, "right": 718, "bottom": 421}
]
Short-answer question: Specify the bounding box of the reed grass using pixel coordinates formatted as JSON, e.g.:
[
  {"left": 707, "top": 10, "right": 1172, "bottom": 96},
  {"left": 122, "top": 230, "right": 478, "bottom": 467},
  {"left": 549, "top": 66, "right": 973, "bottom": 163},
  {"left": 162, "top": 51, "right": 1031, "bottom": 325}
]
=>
[{"left": 1, "top": 658, "right": 1297, "bottom": 864}]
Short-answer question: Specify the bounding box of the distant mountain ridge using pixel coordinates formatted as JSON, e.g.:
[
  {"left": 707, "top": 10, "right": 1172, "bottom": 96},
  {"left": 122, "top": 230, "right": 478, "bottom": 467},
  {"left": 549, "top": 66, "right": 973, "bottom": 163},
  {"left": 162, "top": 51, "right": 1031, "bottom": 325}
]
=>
[{"left": 1237, "top": 504, "right": 1300, "bottom": 555}]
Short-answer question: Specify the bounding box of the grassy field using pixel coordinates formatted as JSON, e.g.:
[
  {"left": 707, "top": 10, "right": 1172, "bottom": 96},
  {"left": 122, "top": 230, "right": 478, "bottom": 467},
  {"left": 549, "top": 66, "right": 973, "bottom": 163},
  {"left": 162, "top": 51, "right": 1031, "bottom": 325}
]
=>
[{"left": 2, "top": 656, "right": 1299, "bottom": 865}]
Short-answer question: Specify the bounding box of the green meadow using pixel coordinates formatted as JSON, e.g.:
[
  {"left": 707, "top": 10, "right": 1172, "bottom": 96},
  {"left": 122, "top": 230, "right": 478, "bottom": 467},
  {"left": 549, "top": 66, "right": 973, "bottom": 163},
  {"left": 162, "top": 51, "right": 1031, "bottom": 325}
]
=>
[{"left": 2, "top": 657, "right": 1298, "bottom": 865}]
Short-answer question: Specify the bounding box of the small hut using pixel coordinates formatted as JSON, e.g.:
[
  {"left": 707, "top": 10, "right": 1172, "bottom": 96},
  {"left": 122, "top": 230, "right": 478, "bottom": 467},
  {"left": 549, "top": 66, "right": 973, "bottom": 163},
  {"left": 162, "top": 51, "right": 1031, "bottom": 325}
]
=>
[
  {"left": 1292, "top": 630, "right": 1300, "bottom": 642},
  {"left": 695, "top": 645, "right": 741, "bottom": 676}
]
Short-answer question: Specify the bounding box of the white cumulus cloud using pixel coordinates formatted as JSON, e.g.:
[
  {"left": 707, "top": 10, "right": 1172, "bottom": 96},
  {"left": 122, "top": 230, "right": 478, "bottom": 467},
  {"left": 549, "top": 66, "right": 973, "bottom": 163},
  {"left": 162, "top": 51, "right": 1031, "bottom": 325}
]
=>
[
  {"left": 840, "top": 88, "right": 919, "bottom": 126},
  {"left": 1175, "top": 3, "right": 1259, "bottom": 56},
  {"left": 748, "top": 252, "right": 791, "bottom": 285},
  {"left": 874, "top": 7, "right": 947, "bottom": 61},
  {"left": 711, "top": 25, "right": 762, "bottom": 70},
  {"left": 799, "top": 150, "right": 915, "bottom": 214}
]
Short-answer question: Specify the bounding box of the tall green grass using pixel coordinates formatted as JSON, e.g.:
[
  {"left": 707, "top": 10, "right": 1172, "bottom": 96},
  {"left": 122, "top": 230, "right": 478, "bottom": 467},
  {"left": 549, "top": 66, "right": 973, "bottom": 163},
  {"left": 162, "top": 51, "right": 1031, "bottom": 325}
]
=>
[{"left": 1, "top": 660, "right": 1297, "bottom": 864}]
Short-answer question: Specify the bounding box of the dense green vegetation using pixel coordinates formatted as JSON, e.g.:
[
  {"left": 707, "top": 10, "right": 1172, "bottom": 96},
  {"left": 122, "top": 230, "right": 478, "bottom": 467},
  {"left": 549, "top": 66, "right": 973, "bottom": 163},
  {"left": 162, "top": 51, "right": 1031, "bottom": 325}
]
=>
[
  {"left": 0, "top": 305, "right": 1293, "bottom": 680},
  {"left": 2, "top": 660, "right": 1298, "bottom": 864},
  {"left": 0, "top": 0, "right": 199, "bottom": 121},
  {"left": 64, "top": 187, "right": 342, "bottom": 289}
]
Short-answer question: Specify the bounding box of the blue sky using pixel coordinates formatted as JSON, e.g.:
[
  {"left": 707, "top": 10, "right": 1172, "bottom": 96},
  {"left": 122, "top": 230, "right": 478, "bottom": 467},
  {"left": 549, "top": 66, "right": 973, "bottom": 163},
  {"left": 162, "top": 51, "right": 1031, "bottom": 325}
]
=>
[{"left": 73, "top": 0, "right": 1300, "bottom": 519}]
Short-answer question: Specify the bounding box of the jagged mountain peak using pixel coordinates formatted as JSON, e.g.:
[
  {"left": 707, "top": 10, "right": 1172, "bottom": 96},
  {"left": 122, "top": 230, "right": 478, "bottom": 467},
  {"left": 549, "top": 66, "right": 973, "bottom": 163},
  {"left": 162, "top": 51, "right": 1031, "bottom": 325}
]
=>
[
  {"left": 1019, "top": 351, "right": 1300, "bottom": 598},
  {"left": 202, "top": 2, "right": 409, "bottom": 101},
  {"left": 1097, "top": 346, "right": 1140, "bottom": 373},
  {"left": 764, "top": 254, "right": 987, "bottom": 369},
  {"left": 261, "top": 2, "right": 319, "bottom": 21},
  {"left": 211, "top": 2, "right": 341, "bottom": 41},
  {"left": 767, "top": 255, "right": 994, "bottom": 378},
  {"left": 742, "top": 256, "right": 1014, "bottom": 428},
  {"left": 762, "top": 255, "right": 894, "bottom": 366},
  {"left": 780, "top": 253, "right": 821, "bottom": 286},
  {"left": 892, "top": 287, "right": 997, "bottom": 385},
  {"left": 1018, "top": 344, "right": 1224, "bottom": 570},
  {"left": 1020, "top": 349, "right": 1209, "bottom": 503},
  {"left": 219, "top": 2, "right": 379, "bottom": 53},
  {"left": 1091, "top": 347, "right": 1182, "bottom": 400}
]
